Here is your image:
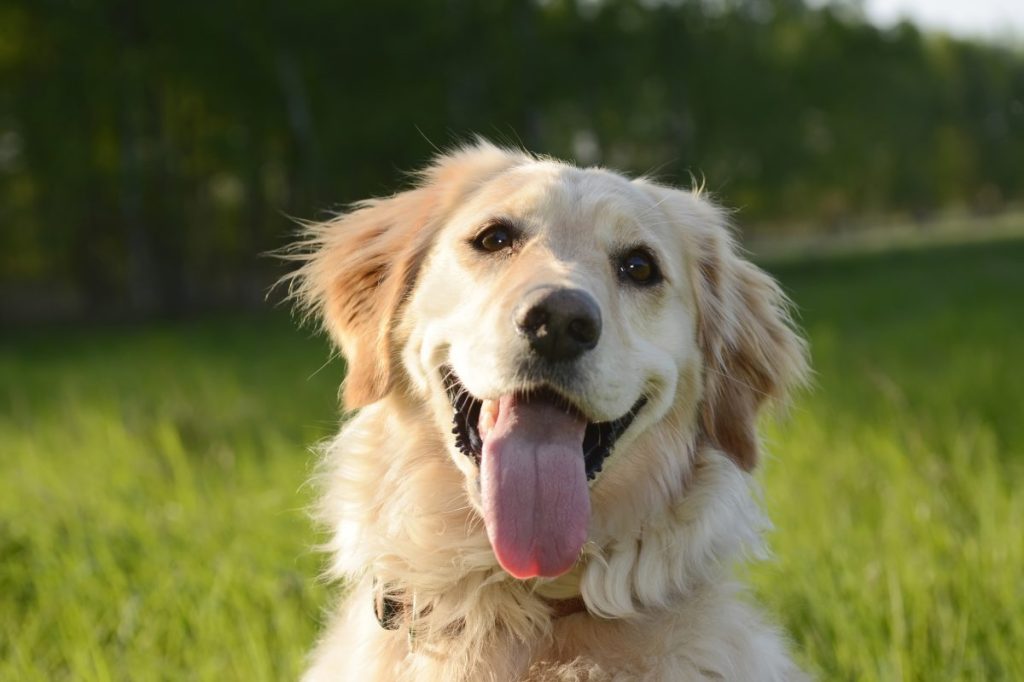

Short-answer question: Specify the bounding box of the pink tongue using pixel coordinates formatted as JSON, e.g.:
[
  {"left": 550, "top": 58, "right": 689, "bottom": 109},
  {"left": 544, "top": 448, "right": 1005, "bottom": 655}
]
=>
[{"left": 480, "top": 395, "right": 590, "bottom": 579}]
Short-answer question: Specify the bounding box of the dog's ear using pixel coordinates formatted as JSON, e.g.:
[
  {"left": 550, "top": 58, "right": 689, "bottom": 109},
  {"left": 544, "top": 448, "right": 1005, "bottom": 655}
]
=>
[
  {"left": 288, "top": 189, "right": 437, "bottom": 409},
  {"left": 284, "top": 141, "right": 525, "bottom": 410},
  {"left": 635, "top": 180, "right": 808, "bottom": 470},
  {"left": 694, "top": 215, "right": 808, "bottom": 469}
]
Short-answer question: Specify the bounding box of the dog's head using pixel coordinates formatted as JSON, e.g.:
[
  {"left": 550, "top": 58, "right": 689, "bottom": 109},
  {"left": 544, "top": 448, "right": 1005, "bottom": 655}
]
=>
[{"left": 289, "top": 141, "right": 807, "bottom": 581}]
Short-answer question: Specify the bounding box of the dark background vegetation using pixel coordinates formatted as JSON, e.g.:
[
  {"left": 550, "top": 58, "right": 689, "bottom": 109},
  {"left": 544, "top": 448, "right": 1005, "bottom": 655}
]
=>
[{"left": 2, "top": 0, "right": 1023, "bottom": 321}]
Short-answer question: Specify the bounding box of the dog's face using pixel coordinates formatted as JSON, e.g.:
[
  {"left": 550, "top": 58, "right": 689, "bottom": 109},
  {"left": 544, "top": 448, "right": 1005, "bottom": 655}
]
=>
[{"left": 290, "top": 143, "right": 806, "bottom": 582}]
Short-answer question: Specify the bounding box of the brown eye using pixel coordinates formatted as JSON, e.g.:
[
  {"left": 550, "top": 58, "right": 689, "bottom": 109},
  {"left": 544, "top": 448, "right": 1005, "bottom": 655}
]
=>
[
  {"left": 472, "top": 221, "right": 515, "bottom": 253},
  {"left": 618, "top": 249, "right": 662, "bottom": 286}
]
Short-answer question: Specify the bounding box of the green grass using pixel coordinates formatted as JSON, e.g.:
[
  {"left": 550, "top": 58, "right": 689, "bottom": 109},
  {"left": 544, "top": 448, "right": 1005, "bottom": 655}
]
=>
[
  {"left": 2, "top": 238, "right": 1023, "bottom": 680},
  {"left": 752, "top": 238, "right": 1024, "bottom": 680},
  {"left": 0, "top": 318, "right": 339, "bottom": 680}
]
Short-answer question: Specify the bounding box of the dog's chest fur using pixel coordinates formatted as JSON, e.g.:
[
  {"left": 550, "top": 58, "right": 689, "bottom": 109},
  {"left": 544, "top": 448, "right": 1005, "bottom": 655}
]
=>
[{"left": 302, "top": 403, "right": 806, "bottom": 682}]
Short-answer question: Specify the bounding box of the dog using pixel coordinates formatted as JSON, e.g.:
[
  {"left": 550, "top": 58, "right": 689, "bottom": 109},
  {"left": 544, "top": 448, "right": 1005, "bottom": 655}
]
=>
[{"left": 286, "top": 141, "right": 810, "bottom": 681}]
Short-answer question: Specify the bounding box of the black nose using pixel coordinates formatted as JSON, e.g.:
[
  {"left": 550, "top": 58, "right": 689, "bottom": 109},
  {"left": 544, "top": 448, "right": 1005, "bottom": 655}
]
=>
[{"left": 514, "top": 288, "right": 602, "bottom": 362}]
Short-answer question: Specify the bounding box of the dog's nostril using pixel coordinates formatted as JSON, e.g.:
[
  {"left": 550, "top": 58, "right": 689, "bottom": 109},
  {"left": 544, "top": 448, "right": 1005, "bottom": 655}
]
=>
[
  {"left": 514, "top": 288, "right": 602, "bottom": 362},
  {"left": 516, "top": 305, "right": 549, "bottom": 334}
]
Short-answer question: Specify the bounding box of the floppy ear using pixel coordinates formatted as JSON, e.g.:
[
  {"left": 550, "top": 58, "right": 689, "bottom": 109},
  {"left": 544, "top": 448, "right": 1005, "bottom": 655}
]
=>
[
  {"left": 286, "top": 190, "right": 437, "bottom": 409},
  {"left": 283, "top": 141, "right": 526, "bottom": 410},
  {"left": 635, "top": 180, "right": 808, "bottom": 470},
  {"left": 692, "top": 206, "right": 809, "bottom": 470}
]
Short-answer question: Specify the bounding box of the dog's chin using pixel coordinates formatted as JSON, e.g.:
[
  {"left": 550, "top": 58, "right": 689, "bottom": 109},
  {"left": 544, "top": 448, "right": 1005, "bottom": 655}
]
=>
[{"left": 441, "top": 365, "right": 647, "bottom": 580}]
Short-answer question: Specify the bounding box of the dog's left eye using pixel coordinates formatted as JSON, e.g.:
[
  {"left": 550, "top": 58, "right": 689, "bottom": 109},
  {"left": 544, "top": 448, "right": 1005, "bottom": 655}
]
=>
[
  {"left": 618, "top": 249, "right": 662, "bottom": 286},
  {"left": 472, "top": 222, "right": 515, "bottom": 253}
]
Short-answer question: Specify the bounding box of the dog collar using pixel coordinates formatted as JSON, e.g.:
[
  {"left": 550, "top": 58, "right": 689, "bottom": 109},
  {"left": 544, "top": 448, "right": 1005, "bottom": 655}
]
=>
[{"left": 373, "top": 581, "right": 588, "bottom": 632}]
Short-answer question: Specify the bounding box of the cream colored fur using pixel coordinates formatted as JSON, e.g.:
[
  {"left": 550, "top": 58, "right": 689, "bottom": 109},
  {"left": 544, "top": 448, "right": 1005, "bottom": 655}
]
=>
[{"left": 287, "top": 141, "right": 810, "bottom": 681}]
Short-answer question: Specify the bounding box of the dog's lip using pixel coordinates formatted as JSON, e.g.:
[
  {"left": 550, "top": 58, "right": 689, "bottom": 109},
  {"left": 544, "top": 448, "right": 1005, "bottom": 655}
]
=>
[{"left": 442, "top": 366, "right": 647, "bottom": 480}]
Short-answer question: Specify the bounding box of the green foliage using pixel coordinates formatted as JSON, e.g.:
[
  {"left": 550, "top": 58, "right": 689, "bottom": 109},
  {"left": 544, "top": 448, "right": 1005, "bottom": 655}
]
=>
[
  {"left": 2, "top": 237, "right": 1023, "bottom": 680},
  {"left": 753, "top": 237, "right": 1024, "bottom": 679},
  {"left": 3, "top": 0, "right": 1024, "bottom": 315},
  {"left": 0, "top": 318, "right": 340, "bottom": 680}
]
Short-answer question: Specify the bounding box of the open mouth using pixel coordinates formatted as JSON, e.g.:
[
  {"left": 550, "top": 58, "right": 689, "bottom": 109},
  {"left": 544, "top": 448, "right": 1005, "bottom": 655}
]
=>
[
  {"left": 442, "top": 367, "right": 647, "bottom": 480},
  {"left": 442, "top": 366, "right": 646, "bottom": 579}
]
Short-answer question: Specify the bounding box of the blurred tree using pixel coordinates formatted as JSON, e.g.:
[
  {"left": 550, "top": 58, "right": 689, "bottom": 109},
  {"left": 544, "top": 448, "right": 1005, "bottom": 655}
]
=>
[{"left": 1, "top": 0, "right": 1022, "bottom": 320}]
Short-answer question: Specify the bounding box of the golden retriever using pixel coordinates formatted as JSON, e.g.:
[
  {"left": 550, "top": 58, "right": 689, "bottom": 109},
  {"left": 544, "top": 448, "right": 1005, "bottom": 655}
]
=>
[{"left": 286, "top": 141, "right": 810, "bottom": 681}]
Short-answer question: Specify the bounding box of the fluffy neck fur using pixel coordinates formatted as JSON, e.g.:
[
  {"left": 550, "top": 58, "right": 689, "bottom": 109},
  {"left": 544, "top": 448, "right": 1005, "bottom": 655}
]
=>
[{"left": 314, "top": 392, "right": 768, "bottom": 674}]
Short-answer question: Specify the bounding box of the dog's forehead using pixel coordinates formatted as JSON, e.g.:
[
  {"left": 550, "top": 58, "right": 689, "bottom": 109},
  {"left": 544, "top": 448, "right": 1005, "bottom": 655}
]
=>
[{"left": 467, "top": 162, "right": 660, "bottom": 243}]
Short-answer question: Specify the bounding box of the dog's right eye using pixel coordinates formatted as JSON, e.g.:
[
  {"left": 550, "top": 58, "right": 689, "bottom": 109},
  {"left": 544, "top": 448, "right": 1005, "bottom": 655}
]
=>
[
  {"left": 617, "top": 248, "right": 663, "bottom": 287},
  {"left": 472, "top": 221, "right": 515, "bottom": 253}
]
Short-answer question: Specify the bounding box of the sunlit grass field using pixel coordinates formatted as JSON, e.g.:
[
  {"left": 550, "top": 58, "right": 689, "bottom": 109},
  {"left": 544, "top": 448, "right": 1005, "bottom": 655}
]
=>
[{"left": 2, "top": 238, "right": 1022, "bottom": 680}]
